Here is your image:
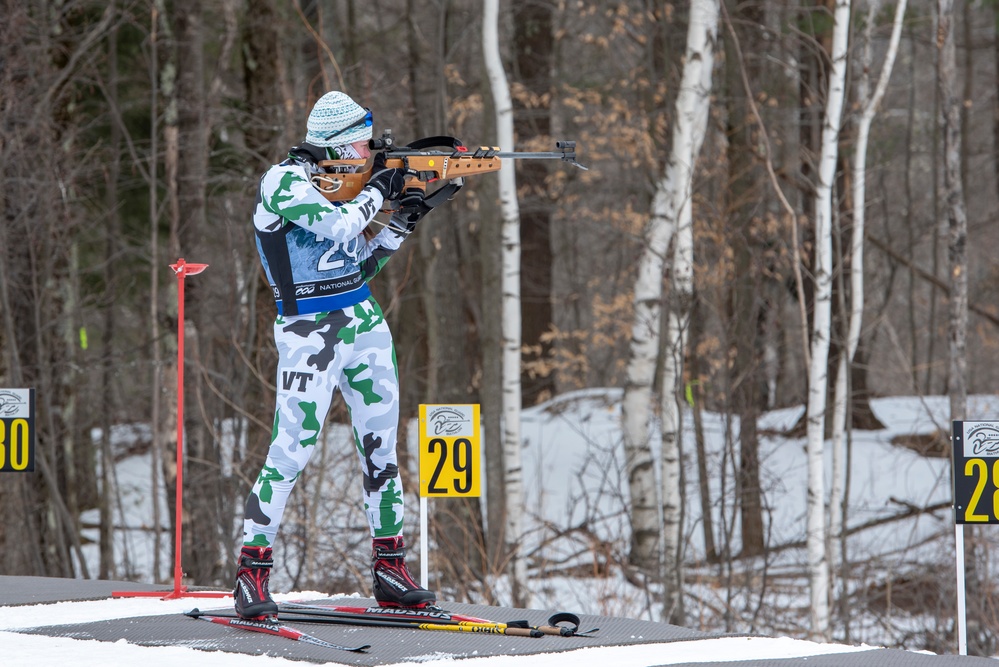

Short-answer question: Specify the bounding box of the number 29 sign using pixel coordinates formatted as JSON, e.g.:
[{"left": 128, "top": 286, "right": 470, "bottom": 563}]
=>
[
  {"left": 419, "top": 404, "right": 480, "bottom": 497},
  {"left": 953, "top": 420, "right": 999, "bottom": 524}
]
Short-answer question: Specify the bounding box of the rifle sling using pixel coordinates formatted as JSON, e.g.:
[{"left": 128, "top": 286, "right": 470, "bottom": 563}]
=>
[
  {"left": 423, "top": 180, "right": 463, "bottom": 208},
  {"left": 403, "top": 135, "right": 464, "bottom": 152}
]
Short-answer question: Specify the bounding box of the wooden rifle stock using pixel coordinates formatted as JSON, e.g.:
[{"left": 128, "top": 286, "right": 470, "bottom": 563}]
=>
[{"left": 310, "top": 132, "right": 584, "bottom": 203}]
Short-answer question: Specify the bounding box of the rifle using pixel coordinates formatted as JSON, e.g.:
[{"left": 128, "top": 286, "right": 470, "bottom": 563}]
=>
[{"left": 310, "top": 130, "right": 587, "bottom": 205}]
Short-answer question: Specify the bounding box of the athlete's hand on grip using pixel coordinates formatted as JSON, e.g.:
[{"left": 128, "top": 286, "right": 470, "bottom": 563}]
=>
[{"left": 367, "top": 153, "right": 406, "bottom": 201}]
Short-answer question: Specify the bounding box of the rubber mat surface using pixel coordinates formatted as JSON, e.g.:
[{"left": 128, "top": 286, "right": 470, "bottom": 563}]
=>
[
  {"left": 0, "top": 575, "right": 166, "bottom": 604},
  {"left": 0, "top": 574, "right": 227, "bottom": 605}
]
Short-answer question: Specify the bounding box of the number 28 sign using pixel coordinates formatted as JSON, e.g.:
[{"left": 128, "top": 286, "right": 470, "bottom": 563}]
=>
[
  {"left": 953, "top": 420, "right": 999, "bottom": 524},
  {"left": 419, "top": 404, "right": 480, "bottom": 497}
]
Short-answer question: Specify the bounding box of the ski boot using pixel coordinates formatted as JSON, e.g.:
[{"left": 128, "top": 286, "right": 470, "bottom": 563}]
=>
[
  {"left": 371, "top": 536, "right": 437, "bottom": 608},
  {"left": 234, "top": 545, "right": 278, "bottom": 620}
]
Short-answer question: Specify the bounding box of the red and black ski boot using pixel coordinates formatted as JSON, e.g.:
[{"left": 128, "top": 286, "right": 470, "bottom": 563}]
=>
[
  {"left": 234, "top": 546, "right": 278, "bottom": 620},
  {"left": 371, "top": 536, "right": 436, "bottom": 608}
]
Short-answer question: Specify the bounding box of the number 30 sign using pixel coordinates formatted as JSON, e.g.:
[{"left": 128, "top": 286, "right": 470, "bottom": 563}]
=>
[
  {"left": 953, "top": 420, "right": 999, "bottom": 524},
  {"left": 418, "top": 404, "right": 480, "bottom": 497},
  {"left": 0, "top": 388, "right": 34, "bottom": 472}
]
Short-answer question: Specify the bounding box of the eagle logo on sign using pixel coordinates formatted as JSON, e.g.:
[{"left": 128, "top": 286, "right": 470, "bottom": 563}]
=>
[
  {"left": 0, "top": 391, "right": 25, "bottom": 417},
  {"left": 429, "top": 408, "right": 468, "bottom": 436},
  {"left": 969, "top": 424, "right": 999, "bottom": 457}
]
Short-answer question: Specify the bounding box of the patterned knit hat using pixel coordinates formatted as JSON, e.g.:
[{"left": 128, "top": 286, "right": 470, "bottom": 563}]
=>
[{"left": 304, "top": 91, "right": 372, "bottom": 148}]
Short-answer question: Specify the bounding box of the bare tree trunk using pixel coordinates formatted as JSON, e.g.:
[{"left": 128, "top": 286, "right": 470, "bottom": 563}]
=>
[
  {"left": 621, "top": 220, "right": 671, "bottom": 573},
  {"left": 688, "top": 299, "right": 716, "bottom": 562},
  {"left": 721, "top": 0, "right": 768, "bottom": 559},
  {"left": 410, "top": 3, "right": 489, "bottom": 596},
  {"left": 994, "top": 0, "right": 999, "bottom": 210},
  {"left": 831, "top": 0, "right": 906, "bottom": 602},
  {"left": 658, "top": 0, "right": 719, "bottom": 624},
  {"left": 175, "top": 0, "right": 213, "bottom": 583},
  {"left": 149, "top": 0, "right": 164, "bottom": 583},
  {"left": 478, "top": 64, "right": 506, "bottom": 580},
  {"left": 484, "top": 0, "right": 528, "bottom": 607},
  {"left": 829, "top": 0, "right": 906, "bottom": 635},
  {"left": 937, "top": 0, "right": 970, "bottom": 651},
  {"left": 806, "top": 0, "right": 851, "bottom": 642},
  {"left": 512, "top": 0, "right": 555, "bottom": 405},
  {"left": 937, "top": 0, "right": 967, "bottom": 423},
  {"left": 160, "top": 0, "right": 229, "bottom": 586},
  {"left": 159, "top": 0, "right": 182, "bottom": 584},
  {"left": 99, "top": 4, "right": 122, "bottom": 579}
]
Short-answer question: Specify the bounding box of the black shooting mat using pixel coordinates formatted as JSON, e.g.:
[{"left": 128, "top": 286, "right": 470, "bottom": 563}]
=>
[
  {"left": 0, "top": 574, "right": 228, "bottom": 605},
  {"left": 0, "top": 575, "right": 165, "bottom": 605}
]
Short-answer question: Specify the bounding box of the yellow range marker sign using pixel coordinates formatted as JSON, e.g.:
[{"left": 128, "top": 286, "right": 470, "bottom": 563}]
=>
[
  {"left": 953, "top": 421, "right": 999, "bottom": 524},
  {"left": 418, "top": 404, "right": 480, "bottom": 497},
  {"left": 0, "top": 389, "right": 34, "bottom": 472}
]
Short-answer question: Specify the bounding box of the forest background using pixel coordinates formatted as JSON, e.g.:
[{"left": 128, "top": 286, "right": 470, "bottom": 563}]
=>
[{"left": 3, "top": 0, "right": 999, "bottom": 656}]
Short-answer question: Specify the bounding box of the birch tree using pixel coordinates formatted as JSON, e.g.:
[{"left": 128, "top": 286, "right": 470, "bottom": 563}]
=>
[
  {"left": 658, "top": 0, "right": 719, "bottom": 623},
  {"left": 829, "top": 0, "right": 906, "bottom": 571},
  {"left": 621, "top": 148, "right": 674, "bottom": 568},
  {"left": 621, "top": 0, "right": 720, "bottom": 573},
  {"left": 483, "top": 0, "right": 528, "bottom": 606},
  {"left": 937, "top": 0, "right": 967, "bottom": 424},
  {"left": 936, "top": 1, "right": 969, "bottom": 649},
  {"left": 805, "top": 0, "right": 852, "bottom": 641}
]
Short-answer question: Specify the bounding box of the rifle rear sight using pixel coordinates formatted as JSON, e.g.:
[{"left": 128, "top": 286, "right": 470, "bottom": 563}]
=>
[{"left": 368, "top": 131, "right": 395, "bottom": 150}]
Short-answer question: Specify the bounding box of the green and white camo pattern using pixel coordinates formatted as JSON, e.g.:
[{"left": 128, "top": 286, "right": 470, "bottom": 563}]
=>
[{"left": 242, "top": 298, "right": 405, "bottom": 546}]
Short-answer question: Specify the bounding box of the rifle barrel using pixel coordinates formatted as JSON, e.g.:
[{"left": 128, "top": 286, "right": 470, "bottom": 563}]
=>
[
  {"left": 495, "top": 151, "right": 588, "bottom": 169},
  {"left": 496, "top": 151, "right": 562, "bottom": 159}
]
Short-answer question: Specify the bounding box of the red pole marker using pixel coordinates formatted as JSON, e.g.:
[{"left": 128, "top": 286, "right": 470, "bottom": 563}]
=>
[{"left": 115, "top": 259, "right": 227, "bottom": 600}]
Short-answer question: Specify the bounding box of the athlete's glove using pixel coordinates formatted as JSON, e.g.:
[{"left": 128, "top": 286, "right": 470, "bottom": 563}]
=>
[
  {"left": 397, "top": 178, "right": 465, "bottom": 229},
  {"left": 396, "top": 187, "right": 434, "bottom": 228},
  {"left": 366, "top": 153, "right": 406, "bottom": 201}
]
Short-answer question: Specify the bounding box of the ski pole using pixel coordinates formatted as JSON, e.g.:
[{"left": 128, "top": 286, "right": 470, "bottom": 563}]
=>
[
  {"left": 185, "top": 609, "right": 370, "bottom": 652},
  {"left": 281, "top": 601, "right": 597, "bottom": 637},
  {"left": 278, "top": 610, "right": 542, "bottom": 637}
]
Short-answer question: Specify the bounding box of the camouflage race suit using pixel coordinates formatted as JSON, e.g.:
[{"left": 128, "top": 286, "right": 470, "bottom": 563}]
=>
[{"left": 243, "top": 146, "right": 412, "bottom": 547}]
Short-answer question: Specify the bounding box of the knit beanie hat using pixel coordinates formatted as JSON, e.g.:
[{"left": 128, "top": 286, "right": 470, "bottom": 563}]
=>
[{"left": 304, "top": 91, "right": 372, "bottom": 148}]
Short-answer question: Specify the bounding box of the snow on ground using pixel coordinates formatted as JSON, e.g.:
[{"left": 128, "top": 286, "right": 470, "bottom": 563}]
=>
[{"left": 19, "top": 392, "right": 999, "bottom": 663}]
